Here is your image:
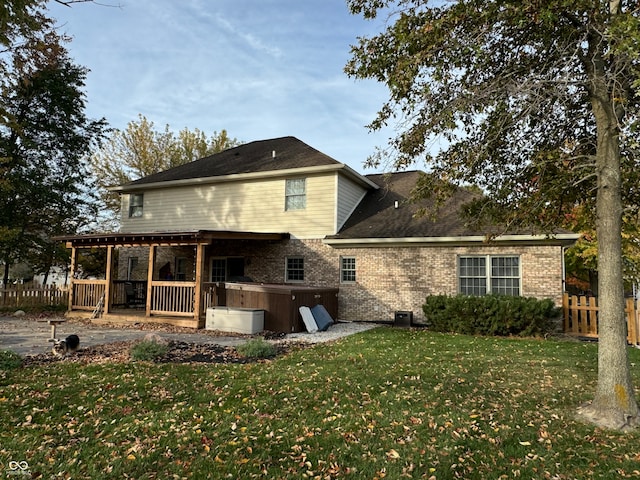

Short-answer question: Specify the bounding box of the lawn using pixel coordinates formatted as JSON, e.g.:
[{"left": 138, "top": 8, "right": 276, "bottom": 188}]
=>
[{"left": 1, "top": 327, "right": 639, "bottom": 479}]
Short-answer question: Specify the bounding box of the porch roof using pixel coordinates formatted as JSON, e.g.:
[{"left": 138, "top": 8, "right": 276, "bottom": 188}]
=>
[{"left": 56, "top": 230, "right": 290, "bottom": 248}]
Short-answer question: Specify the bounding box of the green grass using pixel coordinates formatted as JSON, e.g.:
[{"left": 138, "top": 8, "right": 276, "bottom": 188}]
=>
[{"left": 1, "top": 328, "right": 639, "bottom": 479}]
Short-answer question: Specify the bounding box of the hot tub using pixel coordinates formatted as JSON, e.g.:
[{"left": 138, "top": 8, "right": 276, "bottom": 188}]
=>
[{"left": 220, "top": 283, "right": 339, "bottom": 333}]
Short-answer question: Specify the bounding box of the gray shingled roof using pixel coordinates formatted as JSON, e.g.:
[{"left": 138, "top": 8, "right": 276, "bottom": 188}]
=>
[
  {"left": 125, "top": 136, "right": 341, "bottom": 186},
  {"left": 330, "top": 170, "right": 494, "bottom": 239},
  {"left": 331, "top": 171, "right": 578, "bottom": 241}
]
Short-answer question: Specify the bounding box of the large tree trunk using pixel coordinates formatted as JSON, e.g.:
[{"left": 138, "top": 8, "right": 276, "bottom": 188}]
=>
[{"left": 577, "top": 64, "right": 639, "bottom": 429}]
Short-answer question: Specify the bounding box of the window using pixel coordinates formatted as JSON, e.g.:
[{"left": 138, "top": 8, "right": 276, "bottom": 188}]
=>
[
  {"left": 285, "top": 178, "right": 306, "bottom": 211},
  {"left": 175, "top": 257, "right": 187, "bottom": 281},
  {"left": 286, "top": 257, "right": 304, "bottom": 282},
  {"left": 127, "top": 257, "right": 138, "bottom": 280},
  {"left": 129, "top": 194, "right": 144, "bottom": 218},
  {"left": 490, "top": 256, "right": 520, "bottom": 296},
  {"left": 341, "top": 257, "right": 356, "bottom": 283},
  {"left": 458, "top": 255, "right": 520, "bottom": 296},
  {"left": 210, "top": 257, "right": 245, "bottom": 282},
  {"left": 210, "top": 258, "right": 227, "bottom": 282}
]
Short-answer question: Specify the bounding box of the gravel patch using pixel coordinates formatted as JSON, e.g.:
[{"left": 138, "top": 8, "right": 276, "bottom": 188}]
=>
[{"left": 284, "top": 321, "right": 379, "bottom": 343}]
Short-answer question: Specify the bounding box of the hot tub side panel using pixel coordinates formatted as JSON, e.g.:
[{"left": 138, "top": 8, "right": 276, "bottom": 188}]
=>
[{"left": 222, "top": 284, "right": 338, "bottom": 333}]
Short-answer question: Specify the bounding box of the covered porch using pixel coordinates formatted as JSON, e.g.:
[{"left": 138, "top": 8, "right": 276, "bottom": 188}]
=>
[{"left": 59, "top": 230, "right": 289, "bottom": 329}]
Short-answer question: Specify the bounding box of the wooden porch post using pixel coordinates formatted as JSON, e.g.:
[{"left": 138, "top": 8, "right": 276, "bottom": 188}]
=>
[
  {"left": 146, "top": 245, "right": 156, "bottom": 316},
  {"left": 193, "top": 242, "right": 205, "bottom": 327},
  {"left": 103, "top": 245, "right": 113, "bottom": 315},
  {"left": 68, "top": 245, "right": 77, "bottom": 312}
]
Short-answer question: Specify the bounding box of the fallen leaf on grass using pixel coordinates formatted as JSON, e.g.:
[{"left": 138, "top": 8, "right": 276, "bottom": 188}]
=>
[{"left": 386, "top": 449, "right": 400, "bottom": 459}]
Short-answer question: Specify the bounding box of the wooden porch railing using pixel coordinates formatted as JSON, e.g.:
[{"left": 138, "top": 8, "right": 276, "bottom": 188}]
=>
[
  {"left": 70, "top": 280, "right": 226, "bottom": 319},
  {"left": 72, "top": 279, "right": 106, "bottom": 311},
  {"left": 150, "top": 281, "right": 195, "bottom": 317},
  {"left": 563, "top": 293, "right": 640, "bottom": 346}
]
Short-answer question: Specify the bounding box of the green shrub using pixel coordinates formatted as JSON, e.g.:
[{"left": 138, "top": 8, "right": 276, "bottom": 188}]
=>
[
  {"left": 236, "top": 338, "right": 277, "bottom": 359},
  {"left": 130, "top": 340, "right": 169, "bottom": 361},
  {"left": 423, "top": 294, "right": 559, "bottom": 337},
  {"left": 0, "top": 349, "right": 23, "bottom": 370}
]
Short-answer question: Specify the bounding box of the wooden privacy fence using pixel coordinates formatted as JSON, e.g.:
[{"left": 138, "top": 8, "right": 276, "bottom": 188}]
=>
[
  {"left": 563, "top": 293, "right": 640, "bottom": 346},
  {"left": 0, "top": 285, "right": 68, "bottom": 308}
]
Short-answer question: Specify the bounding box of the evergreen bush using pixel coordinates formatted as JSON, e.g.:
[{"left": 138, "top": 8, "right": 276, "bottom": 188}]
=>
[{"left": 423, "top": 294, "right": 558, "bottom": 337}]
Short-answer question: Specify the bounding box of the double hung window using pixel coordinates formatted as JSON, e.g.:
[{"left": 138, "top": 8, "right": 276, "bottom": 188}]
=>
[
  {"left": 340, "top": 257, "right": 356, "bottom": 283},
  {"left": 129, "top": 193, "right": 144, "bottom": 218},
  {"left": 285, "top": 178, "right": 306, "bottom": 211},
  {"left": 458, "top": 255, "right": 520, "bottom": 296},
  {"left": 286, "top": 257, "right": 304, "bottom": 282}
]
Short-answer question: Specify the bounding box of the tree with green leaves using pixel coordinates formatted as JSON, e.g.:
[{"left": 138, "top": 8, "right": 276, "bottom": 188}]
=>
[
  {"left": 0, "top": 4, "right": 106, "bottom": 285},
  {"left": 90, "top": 115, "right": 240, "bottom": 228},
  {"left": 346, "top": 0, "right": 640, "bottom": 429}
]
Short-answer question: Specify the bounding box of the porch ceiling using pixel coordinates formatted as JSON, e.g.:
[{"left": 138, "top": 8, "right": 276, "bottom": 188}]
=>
[{"left": 56, "top": 230, "right": 290, "bottom": 247}]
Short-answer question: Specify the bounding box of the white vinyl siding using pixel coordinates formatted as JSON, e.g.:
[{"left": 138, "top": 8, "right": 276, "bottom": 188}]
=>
[
  {"left": 336, "top": 175, "right": 368, "bottom": 230},
  {"left": 119, "top": 174, "right": 337, "bottom": 238}
]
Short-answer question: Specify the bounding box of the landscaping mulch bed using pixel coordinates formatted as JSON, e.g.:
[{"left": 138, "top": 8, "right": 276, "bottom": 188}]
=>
[{"left": 21, "top": 339, "right": 310, "bottom": 367}]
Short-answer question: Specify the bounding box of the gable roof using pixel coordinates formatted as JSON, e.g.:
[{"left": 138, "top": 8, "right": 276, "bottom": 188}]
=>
[
  {"left": 121, "top": 136, "right": 343, "bottom": 188},
  {"left": 326, "top": 170, "right": 579, "bottom": 245}
]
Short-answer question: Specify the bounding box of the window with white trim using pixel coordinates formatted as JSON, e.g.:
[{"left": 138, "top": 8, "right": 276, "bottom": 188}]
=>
[
  {"left": 340, "top": 257, "right": 356, "bottom": 283},
  {"left": 210, "top": 258, "right": 227, "bottom": 282},
  {"left": 458, "top": 255, "right": 520, "bottom": 296},
  {"left": 285, "top": 178, "right": 306, "bottom": 211},
  {"left": 129, "top": 193, "right": 144, "bottom": 218},
  {"left": 286, "top": 257, "right": 304, "bottom": 282}
]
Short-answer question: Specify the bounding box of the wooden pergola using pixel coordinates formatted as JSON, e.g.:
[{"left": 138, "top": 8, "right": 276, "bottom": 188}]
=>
[{"left": 57, "top": 230, "right": 289, "bottom": 328}]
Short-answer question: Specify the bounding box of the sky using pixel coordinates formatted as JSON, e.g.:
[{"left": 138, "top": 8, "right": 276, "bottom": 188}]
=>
[{"left": 47, "top": 0, "right": 397, "bottom": 174}]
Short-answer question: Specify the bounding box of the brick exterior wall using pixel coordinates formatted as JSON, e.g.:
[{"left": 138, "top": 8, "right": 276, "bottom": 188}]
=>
[{"left": 117, "top": 239, "right": 565, "bottom": 324}]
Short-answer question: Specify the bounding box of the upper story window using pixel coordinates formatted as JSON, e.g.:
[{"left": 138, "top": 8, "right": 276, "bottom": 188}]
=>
[
  {"left": 458, "top": 255, "right": 520, "bottom": 296},
  {"left": 285, "top": 178, "right": 306, "bottom": 211},
  {"left": 128, "top": 193, "right": 144, "bottom": 218}
]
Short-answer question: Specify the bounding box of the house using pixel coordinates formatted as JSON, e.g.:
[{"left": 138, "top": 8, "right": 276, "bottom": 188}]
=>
[{"left": 58, "top": 137, "right": 578, "bottom": 331}]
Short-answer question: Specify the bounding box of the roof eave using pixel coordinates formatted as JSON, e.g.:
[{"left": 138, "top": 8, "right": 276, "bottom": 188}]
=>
[
  {"left": 323, "top": 233, "right": 580, "bottom": 248},
  {"left": 54, "top": 230, "right": 290, "bottom": 247},
  {"left": 110, "top": 163, "right": 379, "bottom": 193}
]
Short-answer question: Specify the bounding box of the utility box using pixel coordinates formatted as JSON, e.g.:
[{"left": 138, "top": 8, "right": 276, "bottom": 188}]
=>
[
  {"left": 206, "top": 307, "right": 264, "bottom": 334},
  {"left": 394, "top": 311, "right": 413, "bottom": 327}
]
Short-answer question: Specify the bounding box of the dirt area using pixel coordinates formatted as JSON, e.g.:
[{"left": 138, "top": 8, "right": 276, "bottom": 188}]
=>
[
  {"left": 20, "top": 338, "right": 310, "bottom": 368},
  {"left": 2, "top": 313, "right": 379, "bottom": 367}
]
